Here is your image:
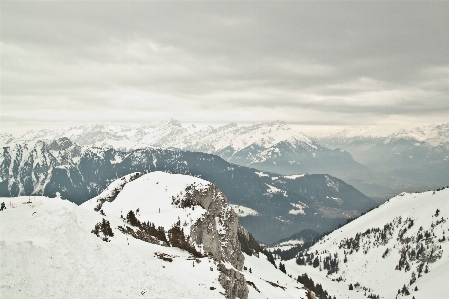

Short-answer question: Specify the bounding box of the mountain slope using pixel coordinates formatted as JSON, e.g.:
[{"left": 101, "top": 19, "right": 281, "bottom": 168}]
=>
[
  {"left": 285, "top": 187, "right": 449, "bottom": 299},
  {"left": 0, "top": 172, "right": 310, "bottom": 299},
  {"left": 0, "top": 138, "right": 377, "bottom": 244}
]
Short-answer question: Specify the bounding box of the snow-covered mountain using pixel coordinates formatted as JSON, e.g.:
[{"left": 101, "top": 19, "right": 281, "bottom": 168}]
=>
[
  {"left": 284, "top": 187, "right": 449, "bottom": 299},
  {"left": 313, "top": 126, "right": 393, "bottom": 143},
  {"left": 1, "top": 119, "right": 369, "bottom": 181},
  {"left": 314, "top": 123, "right": 449, "bottom": 148},
  {"left": 384, "top": 123, "right": 449, "bottom": 148},
  {"left": 0, "top": 172, "right": 311, "bottom": 299},
  {"left": 314, "top": 123, "right": 449, "bottom": 201},
  {"left": 0, "top": 138, "right": 377, "bottom": 244}
]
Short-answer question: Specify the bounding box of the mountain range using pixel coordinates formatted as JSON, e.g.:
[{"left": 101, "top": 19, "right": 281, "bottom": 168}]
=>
[
  {"left": 316, "top": 123, "right": 449, "bottom": 200},
  {"left": 0, "top": 119, "right": 369, "bottom": 183},
  {"left": 4, "top": 120, "right": 448, "bottom": 202},
  {"left": 0, "top": 137, "right": 377, "bottom": 244}
]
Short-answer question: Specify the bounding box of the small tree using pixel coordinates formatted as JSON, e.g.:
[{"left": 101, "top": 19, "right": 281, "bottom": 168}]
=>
[
  {"left": 313, "top": 257, "right": 320, "bottom": 268},
  {"left": 127, "top": 210, "right": 140, "bottom": 226},
  {"left": 91, "top": 218, "right": 114, "bottom": 242},
  {"left": 349, "top": 284, "right": 354, "bottom": 290},
  {"left": 279, "top": 262, "right": 286, "bottom": 274}
]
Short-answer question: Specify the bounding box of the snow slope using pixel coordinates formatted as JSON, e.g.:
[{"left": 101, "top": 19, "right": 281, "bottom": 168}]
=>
[
  {"left": 285, "top": 188, "right": 449, "bottom": 299},
  {"left": 0, "top": 173, "right": 309, "bottom": 299},
  {"left": 81, "top": 172, "right": 219, "bottom": 245},
  {"left": 0, "top": 196, "right": 225, "bottom": 299}
]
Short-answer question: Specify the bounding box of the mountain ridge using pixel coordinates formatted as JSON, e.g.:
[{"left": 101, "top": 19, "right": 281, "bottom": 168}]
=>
[{"left": 0, "top": 137, "right": 377, "bottom": 244}]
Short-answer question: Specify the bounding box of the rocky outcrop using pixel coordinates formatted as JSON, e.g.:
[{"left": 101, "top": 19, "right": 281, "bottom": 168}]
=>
[
  {"left": 217, "top": 263, "right": 248, "bottom": 299},
  {"left": 185, "top": 183, "right": 245, "bottom": 270},
  {"left": 237, "top": 225, "right": 261, "bottom": 256}
]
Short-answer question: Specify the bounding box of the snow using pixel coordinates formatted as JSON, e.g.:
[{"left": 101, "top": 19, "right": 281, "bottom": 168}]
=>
[
  {"left": 255, "top": 171, "right": 269, "bottom": 177},
  {"left": 265, "top": 184, "right": 288, "bottom": 197},
  {"left": 229, "top": 204, "right": 259, "bottom": 217},
  {"left": 0, "top": 173, "right": 309, "bottom": 299},
  {"left": 82, "top": 172, "right": 211, "bottom": 236},
  {"left": 0, "top": 196, "right": 225, "bottom": 299},
  {"left": 283, "top": 174, "right": 305, "bottom": 180},
  {"left": 311, "top": 126, "right": 394, "bottom": 139},
  {"left": 385, "top": 123, "right": 449, "bottom": 147},
  {"left": 285, "top": 188, "right": 449, "bottom": 299},
  {"left": 288, "top": 203, "right": 306, "bottom": 215},
  {"left": 267, "top": 239, "right": 305, "bottom": 252},
  {"left": 242, "top": 254, "right": 308, "bottom": 299},
  {"left": 3, "top": 119, "right": 319, "bottom": 158}
]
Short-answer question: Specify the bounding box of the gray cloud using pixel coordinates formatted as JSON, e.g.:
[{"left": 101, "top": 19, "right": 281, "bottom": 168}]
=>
[{"left": 1, "top": 1, "right": 448, "bottom": 134}]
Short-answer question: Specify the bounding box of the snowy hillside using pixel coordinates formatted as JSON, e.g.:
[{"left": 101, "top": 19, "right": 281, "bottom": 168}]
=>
[
  {"left": 0, "top": 172, "right": 311, "bottom": 299},
  {"left": 284, "top": 187, "right": 449, "bottom": 299}
]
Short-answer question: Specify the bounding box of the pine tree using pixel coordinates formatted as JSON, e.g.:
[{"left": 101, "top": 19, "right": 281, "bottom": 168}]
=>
[
  {"left": 126, "top": 210, "right": 140, "bottom": 226},
  {"left": 279, "top": 262, "right": 286, "bottom": 274}
]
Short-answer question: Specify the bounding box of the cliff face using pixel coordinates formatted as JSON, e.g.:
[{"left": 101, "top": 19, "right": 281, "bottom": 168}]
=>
[
  {"left": 182, "top": 183, "right": 245, "bottom": 271},
  {"left": 181, "top": 183, "right": 249, "bottom": 298}
]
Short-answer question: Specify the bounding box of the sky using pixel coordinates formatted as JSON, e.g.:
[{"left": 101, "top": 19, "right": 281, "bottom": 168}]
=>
[{"left": 1, "top": 1, "right": 448, "bottom": 136}]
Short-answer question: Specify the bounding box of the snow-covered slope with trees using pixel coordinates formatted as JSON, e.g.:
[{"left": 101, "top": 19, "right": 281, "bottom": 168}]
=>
[
  {"left": 0, "top": 172, "right": 311, "bottom": 299},
  {"left": 284, "top": 187, "right": 449, "bottom": 299}
]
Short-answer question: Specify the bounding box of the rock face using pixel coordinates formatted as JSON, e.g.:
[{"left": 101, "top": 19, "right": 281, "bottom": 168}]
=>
[
  {"left": 217, "top": 263, "right": 249, "bottom": 299},
  {"left": 186, "top": 183, "right": 245, "bottom": 271}
]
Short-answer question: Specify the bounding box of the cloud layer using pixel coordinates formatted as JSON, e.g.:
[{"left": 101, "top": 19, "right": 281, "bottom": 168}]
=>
[{"left": 1, "top": 2, "right": 448, "bottom": 134}]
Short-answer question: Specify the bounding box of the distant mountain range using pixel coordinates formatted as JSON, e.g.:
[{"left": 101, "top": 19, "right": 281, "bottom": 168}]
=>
[
  {"left": 316, "top": 123, "right": 449, "bottom": 200},
  {"left": 0, "top": 137, "right": 377, "bottom": 244},
  {"left": 2, "top": 120, "right": 447, "bottom": 204},
  {"left": 0, "top": 120, "right": 369, "bottom": 182}
]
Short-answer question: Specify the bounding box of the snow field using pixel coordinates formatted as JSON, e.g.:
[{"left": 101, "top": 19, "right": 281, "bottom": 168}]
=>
[
  {"left": 0, "top": 196, "right": 224, "bottom": 299},
  {"left": 242, "top": 254, "right": 308, "bottom": 299},
  {"left": 229, "top": 204, "right": 259, "bottom": 217}
]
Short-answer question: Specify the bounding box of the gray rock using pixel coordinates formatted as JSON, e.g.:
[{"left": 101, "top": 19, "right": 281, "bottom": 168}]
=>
[
  {"left": 188, "top": 183, "right": 245, "bottom": 270},
  {"left": 217, "top": 263, "right": 248, "bottom": 299}
]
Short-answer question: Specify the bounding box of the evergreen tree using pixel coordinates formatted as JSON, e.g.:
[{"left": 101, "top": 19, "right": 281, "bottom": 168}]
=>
[
  {"left": 126, "top": 210, "right": 140, "bottom": 226},
  {"left": 313, "top": 257, "right": 320, "bottom": 268},
  {"left": 279, "top": 262, "right": 286, "bottom": 274}
]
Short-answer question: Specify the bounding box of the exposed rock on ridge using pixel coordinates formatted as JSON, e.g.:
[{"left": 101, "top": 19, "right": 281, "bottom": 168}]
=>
[
  {"left": 217, "top": 263, "right": 249, "bottom": 299},
  {"left": 186, "top": 183, "right": 245, "bottom": 270}
]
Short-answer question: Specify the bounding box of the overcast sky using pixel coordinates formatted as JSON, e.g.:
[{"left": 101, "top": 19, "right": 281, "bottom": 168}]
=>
[{"left": 1, "top": 1, "right": 448, "bottom": 135}]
